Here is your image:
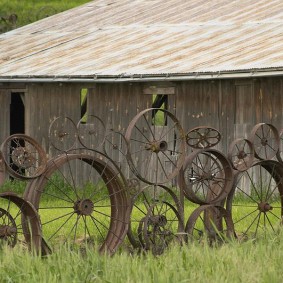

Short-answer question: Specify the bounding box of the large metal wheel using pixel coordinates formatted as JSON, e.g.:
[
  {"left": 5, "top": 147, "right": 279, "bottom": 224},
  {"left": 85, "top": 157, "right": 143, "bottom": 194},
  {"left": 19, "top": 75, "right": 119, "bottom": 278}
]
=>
[
  {"left": 276, "top": 128, "right": 283, "bottom": 163},
  {"left": 125, "top": 108, "right": 186, "bottom": 185},
  {"left": 127, "top": 184, "right": 184, "bottom": 249},
  {"left": 142, "top": 200, "right": 184, "bottom": 255},
  {"left": 185, "top": 205, "right": 234, "bottom": 244},
  {"left": 179, "top": 149, "right": 234, "bottom": 205},
  {"left": 248, "top": 123, "right": 279, "bottom": 160},
  {"left": 1, "top": 134, "right": 47, "bottom": 180},
  {"left": 186, "top": 126, "right": 221, "bottom": 149},
  {"left": 226, "top": 160, "right": 283, "bottom": 240},
  {"left": 228, "top": 138, "right": 254, "bottom": 172},
  {"left": 0, "top": 192, "right": 42, "bottom": 252},
  {"left": 24, "top": 152, "right": 130, "bottom": 256}
]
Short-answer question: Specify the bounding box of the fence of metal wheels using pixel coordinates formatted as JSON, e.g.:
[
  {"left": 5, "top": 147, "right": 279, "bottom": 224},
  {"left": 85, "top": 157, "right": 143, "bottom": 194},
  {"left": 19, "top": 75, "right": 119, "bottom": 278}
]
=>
[{"left": 0, "top": 108, "right": 282, "bottom": 256}]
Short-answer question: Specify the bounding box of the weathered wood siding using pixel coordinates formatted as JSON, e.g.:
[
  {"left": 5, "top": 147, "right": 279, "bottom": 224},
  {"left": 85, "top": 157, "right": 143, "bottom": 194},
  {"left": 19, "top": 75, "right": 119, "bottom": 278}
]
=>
[
  {"left": 0, "top": 89, "right": 10, "bottom": 143},
  {"left": 25, "top": 83, "right": 81, "bottom": 157}
]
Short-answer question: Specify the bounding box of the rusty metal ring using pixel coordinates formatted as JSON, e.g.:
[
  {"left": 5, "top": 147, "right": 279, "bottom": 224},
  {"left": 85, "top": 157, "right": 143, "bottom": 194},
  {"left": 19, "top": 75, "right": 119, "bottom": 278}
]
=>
[
  {"left": 179, "top": 149, "right": 234, "bottom": 205},
  {"left": 248, "top": 123, "right": 279, "bottom": 160},
  {"left": 49, "top": 116, "right": 77, "bottom": 152},
  {"left": 185, "top": 204, "right": 235, "bottom": 243},
  {"left": 24, "top": 152, "right": 130, "bottom": 256},
  {"left": 143, "top": 200, "right": 185, "bottom": 255},
  {"left": 0, "top": 192, "right": 42, "bottom": 253},
  {"left": 186, "top": 126, "right": 221, "bottom": 149},
  {"left": 77, "top": 115, "right": 106, "bottom": 150},
  {"left": 276, "top": 128, "right": 283, "bottom": 163},
  {"left": 0, "top": 134, "right": 47, "bottom": 179},
  {"left": 226, "top": 160, "right": 283, "bottom": 240},
  {"left": 228, "top": 138, "right": 254, "bottom": 172},
  {"left": 125, "top": 108, "right": 186, "bottom": 185},
  {"left": 127, "top": 184, "right": 184, "bottom": 249}
]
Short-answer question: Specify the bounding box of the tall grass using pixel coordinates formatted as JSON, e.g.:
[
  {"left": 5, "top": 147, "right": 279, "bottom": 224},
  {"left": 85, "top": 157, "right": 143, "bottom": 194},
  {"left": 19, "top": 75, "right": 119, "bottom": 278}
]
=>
[{"left": 0, "top": 231, "right": 283, "bottom": 283}]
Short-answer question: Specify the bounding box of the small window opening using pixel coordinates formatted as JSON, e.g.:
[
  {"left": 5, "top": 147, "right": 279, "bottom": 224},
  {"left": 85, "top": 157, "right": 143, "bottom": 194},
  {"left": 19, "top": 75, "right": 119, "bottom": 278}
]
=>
[
  {"left": 80, "top": 88, "right": 88, "bottom": 123},
  {"left": 152, "top": 94, "right": 168, "bottom": 126}
]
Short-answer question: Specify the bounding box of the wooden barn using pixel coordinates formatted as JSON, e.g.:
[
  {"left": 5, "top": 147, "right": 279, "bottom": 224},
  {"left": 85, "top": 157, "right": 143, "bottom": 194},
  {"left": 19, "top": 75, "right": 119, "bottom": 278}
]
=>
[{"left": 0, "top": 0, "right": 283, "bottom": 167}]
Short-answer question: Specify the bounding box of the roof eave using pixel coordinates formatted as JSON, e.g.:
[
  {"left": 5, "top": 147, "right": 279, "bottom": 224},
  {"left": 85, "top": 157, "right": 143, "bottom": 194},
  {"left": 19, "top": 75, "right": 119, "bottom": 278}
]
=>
[{"left": 1, "top": 69, "right": 283, "bottom": 83}]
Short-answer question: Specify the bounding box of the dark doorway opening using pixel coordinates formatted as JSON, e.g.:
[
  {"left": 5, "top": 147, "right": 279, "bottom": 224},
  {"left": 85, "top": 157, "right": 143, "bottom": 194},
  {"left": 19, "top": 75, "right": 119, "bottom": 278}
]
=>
[{"left": 10, "top": 92, "right": 25, "bottom": 134}]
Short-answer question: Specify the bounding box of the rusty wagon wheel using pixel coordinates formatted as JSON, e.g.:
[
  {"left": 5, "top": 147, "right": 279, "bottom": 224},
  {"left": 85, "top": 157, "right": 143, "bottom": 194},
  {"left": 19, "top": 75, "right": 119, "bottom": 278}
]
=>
[
  {"left": 1, "top": 134, "right": 47, "bottom": 180},
  {"left": 49, "top": 116, "right": 78, "bottom": 152},
  {"left": 228, "top": 138, "right": 254, "bottom": 172},
  {"left": 24, "top": 152, "right": 130, "bottom": 256},
  {"left": 125, "top": 108, "right": 186, "bottom": 185},
  {"left": 179, "top": 149, "right": 234, "bottom": 205},
  {"left": 248, "top": 123, "right": 279, "bottom": 160},
  {"left": 226, "top": 160, "right": 283, "bottom": 240},
  {"left": 186, "top": 126, "right": 221, "bottom": 149},
  {"left": 127, "top": 184, "right": 184, "bottom": 249},
  {"left": 142, "top": 200, "right": 185, "bottom": 255},
  {"left": 185, "top": 205, "right": 235, "bottom": 244},
  {"left": 0, "top": 192, "right": 42, "bottom": 252},
  {"left": 77, "top": 115, "right": 106, "bottom": 150}
]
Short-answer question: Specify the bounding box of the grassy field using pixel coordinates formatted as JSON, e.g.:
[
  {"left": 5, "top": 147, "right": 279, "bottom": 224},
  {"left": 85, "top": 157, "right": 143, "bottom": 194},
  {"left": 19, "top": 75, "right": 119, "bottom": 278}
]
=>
[{"left": 0, "top": 0, "right": 90, "bottom": 31}]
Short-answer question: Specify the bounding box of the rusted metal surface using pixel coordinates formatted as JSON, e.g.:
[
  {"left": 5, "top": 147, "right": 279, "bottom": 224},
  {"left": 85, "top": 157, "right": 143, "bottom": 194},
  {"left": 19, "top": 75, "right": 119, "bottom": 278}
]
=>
[{"left": 1, "top": 1, "right": 283, "bottom": 80}]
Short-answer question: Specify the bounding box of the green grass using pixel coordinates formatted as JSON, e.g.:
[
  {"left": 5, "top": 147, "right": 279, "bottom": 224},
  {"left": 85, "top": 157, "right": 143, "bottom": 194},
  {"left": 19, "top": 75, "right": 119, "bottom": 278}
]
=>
[
  {"left": 0, "top": 0, "right": 90, "bottom": 32},
  {"left": 0, "top": 232, "right": 283, "bottom": 283}
]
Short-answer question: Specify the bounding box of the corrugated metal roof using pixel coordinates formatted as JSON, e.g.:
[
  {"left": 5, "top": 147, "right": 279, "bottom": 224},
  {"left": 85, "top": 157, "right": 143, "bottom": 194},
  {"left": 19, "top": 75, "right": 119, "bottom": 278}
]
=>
[{"left": 0, "top": 0, "right": 283, "bottom": 81}]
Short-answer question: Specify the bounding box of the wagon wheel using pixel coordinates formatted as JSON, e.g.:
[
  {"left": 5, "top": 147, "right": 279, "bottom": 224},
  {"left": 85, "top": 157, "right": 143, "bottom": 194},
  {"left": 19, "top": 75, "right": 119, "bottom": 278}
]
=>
[
  {"left": 0, "top": 192, "right": 42, "bottom": 252},
  {"left": 228, "top": 138, "right": 254, "bottom": 172},
  {"left": 186, "top": 126, "right": 221, "bottom": 149},
  {"left": 185, "top": 205, "right": 234, "bottom": 244},
  {"left": 24, "top": 152, "right": 130, "bottom": 256},
  {"left": 179, "top": 149, "right": 234, "bottom": 205},
  {"left": 127, "top": 184, "right": 184, "bottom": 249},
  {"left": 103, "top": 130, "right": 128, "bottom": 161},
  {"left": 226, "top": 160, "right": 283, "bottom": 240},
  {"left": 49, "top": 116, "right": 77, "bottom": 152},
  {"left": 77, "top": 115, "right": 106, "bottom": 150},
  {"left": 142, "top": 200, "right": 185, "bottom": 255},
  {"left": 125, "top": 108, "right": 186, "bottom": 185},
  {"left": 248, "top": 123, "right": 279, "bottom": 160},
  {"left": 1, "top": 134, "right": 47, "bottom": 180}
]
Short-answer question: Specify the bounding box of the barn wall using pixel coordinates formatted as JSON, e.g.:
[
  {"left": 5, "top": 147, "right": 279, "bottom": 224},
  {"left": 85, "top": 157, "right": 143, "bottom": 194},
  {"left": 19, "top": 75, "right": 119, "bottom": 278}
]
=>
[
  {"left": 25, "top": 83, "right": 81, "bottom": 156},
  {"left": 0, "top": 89, "right": 10, "bottom": 143}
]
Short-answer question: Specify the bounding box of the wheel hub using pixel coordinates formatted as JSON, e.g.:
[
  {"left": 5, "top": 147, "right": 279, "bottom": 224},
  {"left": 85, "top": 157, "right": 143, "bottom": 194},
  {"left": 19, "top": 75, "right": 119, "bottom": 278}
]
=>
[
  {"left": 260, "top": 138, "right": 268, "bottom": 146},
  {"left": 74, "top": 199, "right": 94, "bottom": 216},
  {"left": 237, "top": 150, "right": 247, "bottom": 159},
  {"left": 258, "top": 202, "right": 273, "bottom": 212},
  {"left": 0, "top": 225, "right": 17, "bottom": 237},
  {"left": 145, "top": 140, "right": 168, "bottom": 153},
  {"left": 148, "top": 215, "right": 167, "bottom": 227}
]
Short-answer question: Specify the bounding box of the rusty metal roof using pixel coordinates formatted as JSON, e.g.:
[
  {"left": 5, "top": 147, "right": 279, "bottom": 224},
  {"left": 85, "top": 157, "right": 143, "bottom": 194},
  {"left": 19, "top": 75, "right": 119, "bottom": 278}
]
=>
[{"left": 0, "top": 0, "right": 283, "bottom": 82}]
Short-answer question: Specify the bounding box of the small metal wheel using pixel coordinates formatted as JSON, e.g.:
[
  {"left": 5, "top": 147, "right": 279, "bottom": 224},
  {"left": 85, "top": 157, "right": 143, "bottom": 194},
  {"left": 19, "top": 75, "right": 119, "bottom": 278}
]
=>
[
  {"left": 186, "top": 126, "right": 221, "bottom": 149},
  {"left": 248, "top": 123, "right": 279, "bottom": 160},
  {"left": 226, "top": 160, "right": 283, "bottom": 240},
  {"left": 24, "top": 152, "right": 130, "bottom": 256},
  {"left": 127, "top": 184, "right": 184, "bottom": 249},
  {"left": 0, "top": 192, "right": 42, "bottom": 252},
  {"left": 103, "top": 130, "right": 128, "bottom": 162},
  {"left": 185, "top": 205, "right": 235, "bottom": 244},
  {"left": 77, "top": 115, "right": 106, "bottom": 150},
  {"left": 228, "top": 138, "right": 254, "bottom": 171},
  {"left": 1, "top": 134, "right": 47, "bottom": 179},
  {"left": 179, "top": 149, "right": 234, "bottom": 205},
  {"left": 142, "top": 200, "right": 185, "bottom": 255},
  {"left": 49, "top": 116, "right": 77, "bottom": 152},
  {"left": 125, "top": 108, "right": 186, "bottom": 185}
]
